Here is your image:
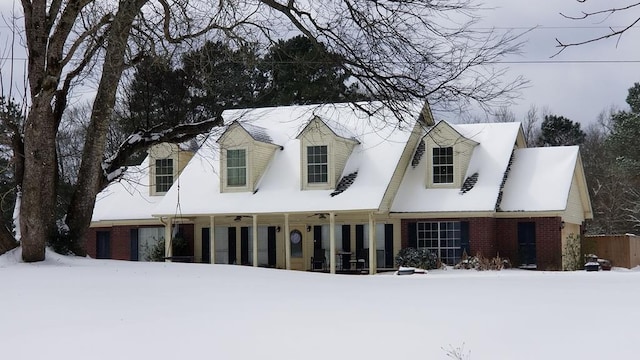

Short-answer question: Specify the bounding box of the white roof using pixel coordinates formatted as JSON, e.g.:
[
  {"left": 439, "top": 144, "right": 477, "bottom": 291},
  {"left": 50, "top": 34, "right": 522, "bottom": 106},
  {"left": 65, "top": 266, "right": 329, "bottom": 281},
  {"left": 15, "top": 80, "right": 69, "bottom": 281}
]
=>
[
  {"left": 92, "top": 103, "right": 418, "bottom": 221},
  {"left": 391, "top": 122, "right": 522, "bottom": 213},
  {"left": 92, "top": 164, "right": 163, "bottom": 221},
  {"left": 499, "top": 146, "right": 579, "bottom": 212}
]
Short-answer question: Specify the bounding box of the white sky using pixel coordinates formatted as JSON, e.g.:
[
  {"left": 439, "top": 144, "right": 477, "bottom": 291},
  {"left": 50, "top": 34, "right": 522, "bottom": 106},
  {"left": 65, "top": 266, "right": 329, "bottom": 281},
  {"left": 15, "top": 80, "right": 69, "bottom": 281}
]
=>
[
  {"left": 2, "top": 248, "right": 640, "bottom": 360},
  {"left": 1, "top": 1, "right": 639, "bottom": 125}
]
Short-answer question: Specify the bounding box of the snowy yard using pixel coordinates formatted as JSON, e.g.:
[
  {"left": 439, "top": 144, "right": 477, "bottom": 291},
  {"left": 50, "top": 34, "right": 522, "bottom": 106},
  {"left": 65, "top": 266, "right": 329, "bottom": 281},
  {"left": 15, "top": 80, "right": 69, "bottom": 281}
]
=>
[{"left": 1, "top": 249, "right": 637, "bottom": 360}]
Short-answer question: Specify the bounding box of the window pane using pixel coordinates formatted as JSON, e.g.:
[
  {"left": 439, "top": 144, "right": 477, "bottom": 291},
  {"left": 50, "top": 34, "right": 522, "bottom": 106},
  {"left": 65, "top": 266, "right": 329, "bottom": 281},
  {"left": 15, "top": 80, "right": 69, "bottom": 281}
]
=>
[
  {"left": 307, "top": 145, "right": 328, "bottom": 184},
  {"left": 432, "top": 147, "right": 453, "bottom": 184},
  {"left": 155, "top": 159, "right": 173, "bottom": 193},
  {"left": 227, "top": 149, "right": 247, "bottom": 186}
]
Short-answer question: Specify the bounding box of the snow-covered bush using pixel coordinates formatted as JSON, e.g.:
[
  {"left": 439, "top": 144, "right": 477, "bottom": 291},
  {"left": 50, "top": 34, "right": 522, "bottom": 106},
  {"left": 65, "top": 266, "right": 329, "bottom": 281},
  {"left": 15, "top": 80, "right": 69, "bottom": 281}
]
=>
[
  {"left": 454, "top": 251, "right": 510, "bottom": 271},
  {"left": 395, "top": 247, "right": 438, "bottom": 270}
]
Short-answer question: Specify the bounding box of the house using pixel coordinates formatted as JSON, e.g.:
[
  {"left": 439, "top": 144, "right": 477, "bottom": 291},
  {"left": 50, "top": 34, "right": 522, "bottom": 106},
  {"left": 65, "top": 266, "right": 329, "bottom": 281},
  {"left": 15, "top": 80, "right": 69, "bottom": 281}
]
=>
[{"left": 88, "top": 101, "right": 593, "bottom": 272}]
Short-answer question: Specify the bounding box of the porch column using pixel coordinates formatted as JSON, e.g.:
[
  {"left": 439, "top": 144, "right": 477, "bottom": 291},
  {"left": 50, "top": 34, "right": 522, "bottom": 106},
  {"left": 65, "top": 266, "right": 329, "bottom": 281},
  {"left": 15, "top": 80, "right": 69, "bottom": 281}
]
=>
[
  {"left": 329, "top": 212, "right": 336, "bottom": 274},
  {"left": 284, "top": 213, "right": 291, "bottom": 270},
  {"left": 209, "top": 215, "right": 216, "bottom": 264},
  {"left": 164, "top": 217, "right": 173, "bottom": 262},
  {"left": 369, "top": 213, "right": 376, "bottom": 274},
  {"left": 252, "top": 215, "right": 258, "bottom": 267}
]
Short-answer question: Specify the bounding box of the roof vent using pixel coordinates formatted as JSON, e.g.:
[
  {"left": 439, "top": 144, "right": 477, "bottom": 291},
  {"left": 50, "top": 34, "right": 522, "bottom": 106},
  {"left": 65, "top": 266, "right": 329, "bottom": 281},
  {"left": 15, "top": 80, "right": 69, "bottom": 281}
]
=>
[
  {"left": 460, "top": 172, "right": 479, "bottom": 194},
  {"left": 330, "top": 171, "right": 359, "bottom": 197}
]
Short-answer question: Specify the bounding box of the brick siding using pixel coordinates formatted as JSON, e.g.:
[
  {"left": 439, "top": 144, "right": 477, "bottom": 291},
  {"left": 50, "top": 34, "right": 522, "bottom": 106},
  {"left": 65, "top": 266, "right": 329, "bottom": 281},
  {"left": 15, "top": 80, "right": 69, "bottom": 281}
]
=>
[{"left": 401, "top": 216, "right": 562, "bottom": 270}]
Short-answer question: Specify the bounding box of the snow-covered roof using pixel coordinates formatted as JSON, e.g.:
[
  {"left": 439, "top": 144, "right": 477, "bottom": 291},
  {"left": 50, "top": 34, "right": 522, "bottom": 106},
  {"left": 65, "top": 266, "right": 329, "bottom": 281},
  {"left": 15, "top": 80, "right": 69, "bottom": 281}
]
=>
[
  {"left": 392, "top": 122, "right": 522, "bottom": 213},
  {"left": 232, "top": 121, "right": 276, "bottom": 145},
  {"left": 92, "top": 163, "right": 163, "bottom": 222},
  {"left": 499, "top": 146, "right": 579, "bottom": 212},
  {"left": 91, "top": 102, "right": 419, "bottom": 221}
]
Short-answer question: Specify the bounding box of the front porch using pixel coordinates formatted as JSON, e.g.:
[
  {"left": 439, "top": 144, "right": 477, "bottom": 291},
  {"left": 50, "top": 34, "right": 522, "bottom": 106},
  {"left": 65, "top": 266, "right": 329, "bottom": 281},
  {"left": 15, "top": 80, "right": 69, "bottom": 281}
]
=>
[{"left": 163, "top": 212, "right": 401, "bottom": 274}]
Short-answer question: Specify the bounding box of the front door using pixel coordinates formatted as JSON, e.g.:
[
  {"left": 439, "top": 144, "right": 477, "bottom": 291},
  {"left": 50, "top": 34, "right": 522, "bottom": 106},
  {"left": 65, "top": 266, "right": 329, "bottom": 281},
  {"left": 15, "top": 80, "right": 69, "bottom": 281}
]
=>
[
  {"left": 289, "top": 228, "right": 306, "bottom": 270},
  {"left": 518, "top": 222, "right": 537, "bottom": 267}
]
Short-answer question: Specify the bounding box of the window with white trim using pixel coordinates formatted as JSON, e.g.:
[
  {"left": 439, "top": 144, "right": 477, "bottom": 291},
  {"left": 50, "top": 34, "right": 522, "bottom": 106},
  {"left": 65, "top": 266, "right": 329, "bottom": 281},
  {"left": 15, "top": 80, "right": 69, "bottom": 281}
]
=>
[
  {"left": 417, "top": 221, "right": 461, "bottom": 265},
  {"left": 155, "top": 158, "right": 173, "bottom": 193},
  {"left": 227, "top": 149, "right": 247, "bottom": 186},
  {"left": 307, "top": 145, "right": 328, "bottom": 183},
  {"left": 433, "top": 147, "right": 454, "bottom": 184}
]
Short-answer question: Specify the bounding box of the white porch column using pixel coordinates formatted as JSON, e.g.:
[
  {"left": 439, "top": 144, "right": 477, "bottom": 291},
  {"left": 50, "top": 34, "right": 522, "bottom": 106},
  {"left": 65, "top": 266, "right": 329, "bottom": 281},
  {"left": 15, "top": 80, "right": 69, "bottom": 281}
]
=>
[
  {"left": 252, "top": 215, "right": 258, "bottom": 267},
  {"left": 329, "top": 212, "right": 336, "bottom": 274},
  {"left": 284, "top": 214, "right": 291, "bottom": 270},
  {"left": 164, "top": 217, "right": 173, "bottom": 262},
  {"left": 209, "top": 216, "right": 216, "bottom": 264},
  {"left": 369, "top": 213, "right": 376, "bottom": 274}
]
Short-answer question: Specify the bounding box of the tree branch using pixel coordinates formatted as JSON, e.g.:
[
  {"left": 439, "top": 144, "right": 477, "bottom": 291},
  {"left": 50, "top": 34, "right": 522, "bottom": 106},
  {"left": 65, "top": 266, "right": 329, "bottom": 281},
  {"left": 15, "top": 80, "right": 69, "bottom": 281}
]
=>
[{"left": 100, "top": 115, "right": 223, "bottom": 190}]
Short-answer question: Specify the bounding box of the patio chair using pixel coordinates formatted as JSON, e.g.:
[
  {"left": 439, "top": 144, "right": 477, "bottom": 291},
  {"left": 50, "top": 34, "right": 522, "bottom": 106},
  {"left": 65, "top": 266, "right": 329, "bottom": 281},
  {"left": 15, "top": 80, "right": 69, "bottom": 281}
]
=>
[{"left": 311, "top": 247, "right": 326, "bottom": 271}]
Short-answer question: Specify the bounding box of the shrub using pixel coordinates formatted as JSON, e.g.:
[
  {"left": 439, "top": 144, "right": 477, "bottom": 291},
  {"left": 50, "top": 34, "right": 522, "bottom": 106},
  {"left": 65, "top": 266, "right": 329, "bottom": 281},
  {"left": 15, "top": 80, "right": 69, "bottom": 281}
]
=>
[
  {"left": 147, "top": 236, "right": 189, "bottom": 262},
  {"left": 395, "top": 247, "right": 438, "bottom": 270},
  {"left": 454, "top": 251, "right": 510, "bottom": 271}
]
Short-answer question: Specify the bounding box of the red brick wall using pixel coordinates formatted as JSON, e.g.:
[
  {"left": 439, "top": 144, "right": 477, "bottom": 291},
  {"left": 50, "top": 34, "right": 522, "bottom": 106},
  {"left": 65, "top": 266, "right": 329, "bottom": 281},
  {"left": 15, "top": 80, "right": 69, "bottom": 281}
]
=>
[
  {"left": 401, "top": 216, "right": 562, "bottom": 270},
  {"left": 496, "top": 217, "right": 562, "bottom": 270},
  {"left": 85, "top": 224, "right": 195, "bottom": 261}
]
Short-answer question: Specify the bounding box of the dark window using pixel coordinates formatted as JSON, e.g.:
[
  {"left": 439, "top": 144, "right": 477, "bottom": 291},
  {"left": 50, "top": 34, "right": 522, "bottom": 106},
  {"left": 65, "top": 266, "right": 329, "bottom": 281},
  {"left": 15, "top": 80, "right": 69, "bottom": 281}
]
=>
[
  {"left": 433, "top": 147, "right": 454, "bottom": 184},
  {"left": 155, "top": 158, "right": 173, "bottom": 193},
  {"left": 416, "top": 221, "right": 461, "bottom": 265},
  {"left": 227, "top": 149, "right": 247, "bottom": 186},
  {"left": 307, "top": 145, "right": 328, "bottom": 183}
]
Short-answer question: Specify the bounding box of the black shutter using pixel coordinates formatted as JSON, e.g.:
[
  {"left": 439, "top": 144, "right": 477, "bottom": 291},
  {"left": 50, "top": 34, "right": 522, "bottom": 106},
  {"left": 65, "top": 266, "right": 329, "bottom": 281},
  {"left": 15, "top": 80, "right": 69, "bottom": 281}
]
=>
[
  {"left": 342, "top": 225, "right": 351, "bottom": 252},
  {"left": 268, "top": 226, "right": 277, "bottom": 267},
  {"left": 408, "top": 222, "right": 417, "bottom": 248},
  {"left": 355, "top": 225, "right": 364, "bottom": 255},
  {"left": 202, "top": 228, "right": 211, "bottom": 264},
  {"left": 460, "top": 221, "right": 470, "bottom": 256},
  {"left": 313, "top": 225, "right": 322, "bottom": 250},
  {"left": 228, "top": 227, "right": 237, "bottom": 264},
  {"left": 385, "top": 224, "right": 394, "bottom": 267},
  {"left": 129, "top": 229, "right": 138, "bottom": 261},
  {"left": 241, "top": 227, "right": 249, "bottom": 265}
]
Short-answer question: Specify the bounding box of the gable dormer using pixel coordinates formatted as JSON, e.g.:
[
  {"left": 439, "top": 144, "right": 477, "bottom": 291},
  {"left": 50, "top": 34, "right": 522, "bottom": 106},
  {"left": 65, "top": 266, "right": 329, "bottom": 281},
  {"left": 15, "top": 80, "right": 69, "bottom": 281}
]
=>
[
  {"left": 217, "top": 121, "right": 281, "bottom": 193},
  {"left": 296, "top": 116, "right": 360, "bottom": 190},
  {"left": 148, "top": 143, "right": 194, "bottom": 196},
  {"left": 423, "top": 121, "right": 478, "bottom": 189}
]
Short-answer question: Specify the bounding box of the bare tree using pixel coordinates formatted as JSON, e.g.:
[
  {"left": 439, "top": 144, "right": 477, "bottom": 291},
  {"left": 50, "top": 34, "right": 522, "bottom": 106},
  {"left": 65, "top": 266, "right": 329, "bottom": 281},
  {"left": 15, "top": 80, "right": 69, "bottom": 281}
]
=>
[
  {"left": 10, "top": 0, "right": 527, "bottom": 262},
  {"left": 554, "top": 1, "right": 640, "bottom": 56}
]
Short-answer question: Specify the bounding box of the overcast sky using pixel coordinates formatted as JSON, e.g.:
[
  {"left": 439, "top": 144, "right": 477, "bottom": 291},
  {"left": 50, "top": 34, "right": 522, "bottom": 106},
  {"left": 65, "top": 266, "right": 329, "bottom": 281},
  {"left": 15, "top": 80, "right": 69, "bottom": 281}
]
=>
[
  {"left": 477, "top": 0, "right": 640, "bottom": 125},
  {"left": 1, "top": 1, "right": 639, "bottom": 126}
]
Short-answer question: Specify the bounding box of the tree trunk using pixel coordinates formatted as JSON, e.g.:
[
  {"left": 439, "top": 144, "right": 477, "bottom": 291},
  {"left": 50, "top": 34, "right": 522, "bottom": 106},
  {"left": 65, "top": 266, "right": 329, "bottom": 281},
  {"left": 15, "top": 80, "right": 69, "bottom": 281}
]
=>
[
  {"left": 0, "top": 226, "right": 18, "bottom": 254},
  {"left": 20, "top": 100, "right": 58, "bottom": 262},
  {"left": 66, "top": 0, "right": 148, "bottom": 256}
]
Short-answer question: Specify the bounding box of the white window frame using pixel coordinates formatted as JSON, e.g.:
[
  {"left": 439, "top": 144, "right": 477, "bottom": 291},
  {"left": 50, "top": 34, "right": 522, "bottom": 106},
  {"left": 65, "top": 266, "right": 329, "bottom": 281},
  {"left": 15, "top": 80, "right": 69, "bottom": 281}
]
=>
[
  {"left": 416, "top": 221, "right": 461, "bottom": 265},
  {"left": 226, "top": 149, "right": 247, "bottom": 187},
  {"left": 432, "top": 147, "right": 454, "bottom": 184},
  {"left": 307, "top": 145, "right": 328, "bottom": 184},
  {"left": 155, "top": 158, "right": 174, "bottom": 193}
]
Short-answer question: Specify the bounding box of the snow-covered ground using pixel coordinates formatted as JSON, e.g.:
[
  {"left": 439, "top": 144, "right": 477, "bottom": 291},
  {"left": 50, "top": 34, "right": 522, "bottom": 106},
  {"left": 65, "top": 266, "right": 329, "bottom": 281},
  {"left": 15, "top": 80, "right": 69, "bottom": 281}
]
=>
[{"left": 1, "top": 248, "right": 637, "bottom": 360}]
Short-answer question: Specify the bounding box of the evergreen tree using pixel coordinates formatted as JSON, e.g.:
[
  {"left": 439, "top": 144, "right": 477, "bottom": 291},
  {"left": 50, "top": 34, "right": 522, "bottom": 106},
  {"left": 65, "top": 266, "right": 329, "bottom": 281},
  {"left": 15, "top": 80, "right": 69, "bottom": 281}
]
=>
[
  {"left": 538, "top": 115, "right": 586, "bottom": 146},
  {"left": 261, "top": 35, "right": 367, "bottom": 105}
]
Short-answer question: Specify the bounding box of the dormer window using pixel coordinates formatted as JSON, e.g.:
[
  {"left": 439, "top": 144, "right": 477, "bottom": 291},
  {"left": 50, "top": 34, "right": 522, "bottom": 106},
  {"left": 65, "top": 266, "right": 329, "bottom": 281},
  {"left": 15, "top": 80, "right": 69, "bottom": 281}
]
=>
[
  {"left": 307, "top": 145, "right": 328, "bottom": 183},
  {"left": 433, "top": 147, "right": 454, "bottom": 184},
  {"left": 155, "top": 158, "right": 174, "bottom": 193},
  {"left": 227, "top": 149, "right": 247, "bottom": 186}
]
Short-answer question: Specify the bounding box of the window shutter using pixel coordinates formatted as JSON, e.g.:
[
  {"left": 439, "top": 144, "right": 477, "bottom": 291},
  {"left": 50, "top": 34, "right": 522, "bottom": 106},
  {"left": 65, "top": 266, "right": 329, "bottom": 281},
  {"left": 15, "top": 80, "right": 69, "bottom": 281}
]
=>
[
  {"left": 201, "top": 228, "right": 211, "bottom": 264},
  {"left": 228, "top": 227, "right": 237, "bottom": 264},
  {"left": 460, "top": 221, "right": 470, "bottom": 256},
  {"left": 268, "top": 226, "right": 277, "bottom": 267},
  {"left": 240, "top": 227, "right": 249, "bottom": 265},
  {"left": 408, "top": 222, "right": 417, "bottom": 248},
  {"left": 129, "top": 229, "right": 139, "bottom": 261},
  {"left": 341, "top": 225, "right": 351, "bottom": 252},
  {"left": 385, "top": 224, "right": 394, "bottom": 267},
  {"left": 355, "top": 225, "right": 364, "bottom": 254}
]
